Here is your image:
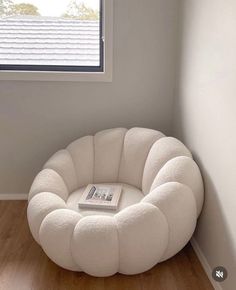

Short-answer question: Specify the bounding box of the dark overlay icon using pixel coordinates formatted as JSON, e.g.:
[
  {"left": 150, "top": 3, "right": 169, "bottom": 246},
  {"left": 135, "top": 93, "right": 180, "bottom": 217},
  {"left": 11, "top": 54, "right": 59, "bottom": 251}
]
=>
[{"left": 212, "top": 266, "right": 228, "bottom": 282}]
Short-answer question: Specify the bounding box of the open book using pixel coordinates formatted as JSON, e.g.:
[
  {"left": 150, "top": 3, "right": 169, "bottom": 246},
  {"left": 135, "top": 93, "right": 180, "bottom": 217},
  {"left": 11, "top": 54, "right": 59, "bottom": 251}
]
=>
[{"left": 78, "top": 184, "right": 122, "bottom": 210}]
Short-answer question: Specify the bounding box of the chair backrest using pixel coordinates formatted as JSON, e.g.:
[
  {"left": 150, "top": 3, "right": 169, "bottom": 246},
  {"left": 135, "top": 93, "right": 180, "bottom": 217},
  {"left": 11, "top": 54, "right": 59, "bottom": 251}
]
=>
[{"left": 30, "top": 127, "right": 204, "bottom": 216}]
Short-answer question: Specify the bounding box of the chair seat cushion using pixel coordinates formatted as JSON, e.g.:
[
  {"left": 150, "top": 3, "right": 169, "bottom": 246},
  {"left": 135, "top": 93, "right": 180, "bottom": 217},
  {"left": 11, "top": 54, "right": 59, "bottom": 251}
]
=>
[{"left": 67, "top": 183, "right": 144, "bottom": 217}]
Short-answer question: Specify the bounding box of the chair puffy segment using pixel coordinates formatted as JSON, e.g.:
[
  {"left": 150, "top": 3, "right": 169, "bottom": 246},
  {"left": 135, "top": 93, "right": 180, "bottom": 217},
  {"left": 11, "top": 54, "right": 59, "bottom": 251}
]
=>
[
  {"left": 142, "top": 137, "right": 192, "bottom": 194},
  {"left": 67, "top": 136, "right": 94, "bottom": 188},
  {"left": 71, "top": 216, "right": 119, "bottom": 277},
  {"left": 44, "top": 149, "right": 78, "bottom": 193},
  {"left": 94, "top": 128, "right": 127, "bottom": 183},
  {"left": 39, "top": 209, "right": 82, "bottom": 271},
  {"left": 151, "top": 156, "right": 204, "bottom": 216},
  {"left": 115, "top": 203, "right": 168, "bottom": 275},
  {"left": 29, "top": 169, "right": 69, "bottom": 201},
  {"left": 118, "top": 128, "right": 165, "bottom": 189},
  {"left": 142, "top": 182, "right": 197, "bottom": 261},
  {"left": 27, "top": 192, "right": 66, "bottom": 244}
]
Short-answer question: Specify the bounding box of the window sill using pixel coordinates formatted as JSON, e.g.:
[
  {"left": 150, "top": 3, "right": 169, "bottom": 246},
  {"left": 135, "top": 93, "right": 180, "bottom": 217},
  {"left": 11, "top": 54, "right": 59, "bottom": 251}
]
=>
[{"left": 0, "top": 70, "right": 112, "bottom": 82}]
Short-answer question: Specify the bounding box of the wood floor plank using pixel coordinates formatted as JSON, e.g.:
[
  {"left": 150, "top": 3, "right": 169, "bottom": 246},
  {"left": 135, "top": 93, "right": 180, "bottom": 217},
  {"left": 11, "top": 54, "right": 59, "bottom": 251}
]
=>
[{"left": 0, "top": 201, "right": 214, "bottom": 290}]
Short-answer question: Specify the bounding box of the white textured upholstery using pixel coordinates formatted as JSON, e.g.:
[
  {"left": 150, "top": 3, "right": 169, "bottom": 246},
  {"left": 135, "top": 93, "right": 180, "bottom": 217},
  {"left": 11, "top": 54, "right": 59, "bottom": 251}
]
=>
[
  {"left": 118, "top": 128, "right": 164, "bottom": 189},
  {"left": 27, "top": 127, "right": 204, "bottom": 277},
  {"left": 142, "top": 182, "right": 197, "bottom": 261},
  {"left": 115, "top": 203, "right": 168, "bottom": 274},
  {"left": 142, "top": 137, "right": 192, "bottom": 194},
  {"left": 67, "top": 136, "right": 94, "bottom": 188},
  {"left": 94, "top": 128, "right": 127, "bottom": 183},
  {"left": 29, "top": 168, "right": 69, "bottom": 201},
  {"left": 72, "top": 216, "right": 119, "bottom": 277},
  {"left": 28, "top": 192, "right": 67, "bottom": 243},
  {"left": 150, "top": 156, "right": 204, "bottom": 216},
  {"left": 40, "top": 209, "right": 82, "bottom": 271},
  {"left": 43, "top": 150, "right": 78, "bottom": 193}
]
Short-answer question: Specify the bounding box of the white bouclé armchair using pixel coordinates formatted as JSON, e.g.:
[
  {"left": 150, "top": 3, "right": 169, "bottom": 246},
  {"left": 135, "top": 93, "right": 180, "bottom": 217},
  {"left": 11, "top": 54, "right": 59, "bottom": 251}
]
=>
[{"left": 27, "top": 127, "right": 204, "bottom": 277}]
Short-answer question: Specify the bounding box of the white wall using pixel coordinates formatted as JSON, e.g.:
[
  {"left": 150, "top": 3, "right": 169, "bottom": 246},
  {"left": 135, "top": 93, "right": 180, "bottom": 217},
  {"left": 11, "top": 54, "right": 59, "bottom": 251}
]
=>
[
  {"left": 174, "top": 1, "right": 236, "bottom": 289},
  {"left": 0, "top": 0, "right": 179, "bottom": 193}
]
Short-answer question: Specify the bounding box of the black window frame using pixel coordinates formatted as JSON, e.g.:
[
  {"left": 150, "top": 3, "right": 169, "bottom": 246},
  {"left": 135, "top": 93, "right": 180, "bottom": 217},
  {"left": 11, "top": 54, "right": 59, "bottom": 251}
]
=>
[{"left": 0, "top": 0, "right": 104, "bottom": 72}]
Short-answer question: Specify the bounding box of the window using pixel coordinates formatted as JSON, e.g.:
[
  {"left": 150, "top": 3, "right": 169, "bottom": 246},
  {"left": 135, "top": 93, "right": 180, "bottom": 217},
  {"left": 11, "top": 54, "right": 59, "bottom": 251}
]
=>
[{"left": 0, "top": 0, "right": 113, "bottom": 81}]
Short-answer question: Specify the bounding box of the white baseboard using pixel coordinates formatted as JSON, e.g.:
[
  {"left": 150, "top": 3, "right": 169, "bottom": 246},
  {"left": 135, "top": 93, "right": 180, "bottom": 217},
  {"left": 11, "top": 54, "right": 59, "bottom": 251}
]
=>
[
  {"left": 191, "top": 237, "right": 223, "bottom": 290},
  {"left": 0, "top": 193, "right": 28, "bottom": 200}
]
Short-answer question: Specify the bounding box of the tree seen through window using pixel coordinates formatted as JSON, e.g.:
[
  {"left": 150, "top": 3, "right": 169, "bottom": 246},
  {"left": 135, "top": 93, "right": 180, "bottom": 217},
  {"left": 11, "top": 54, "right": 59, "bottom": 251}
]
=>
[{"left": 0, "top": 0, "right": 99, "bottom": 20}]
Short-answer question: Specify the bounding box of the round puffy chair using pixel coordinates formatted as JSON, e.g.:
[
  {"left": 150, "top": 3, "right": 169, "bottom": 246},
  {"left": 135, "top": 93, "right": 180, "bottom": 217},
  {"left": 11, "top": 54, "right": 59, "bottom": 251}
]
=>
[{"left": 27, "top": 127, "right": 204, "bottom": 277}]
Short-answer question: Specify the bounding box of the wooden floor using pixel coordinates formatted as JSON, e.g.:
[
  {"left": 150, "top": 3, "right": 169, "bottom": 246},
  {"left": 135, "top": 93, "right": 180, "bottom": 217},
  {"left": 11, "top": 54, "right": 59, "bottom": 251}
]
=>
[{"left": 0, "top": 201, "right": 214, "bottom": 290}]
